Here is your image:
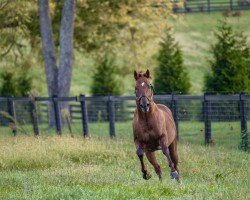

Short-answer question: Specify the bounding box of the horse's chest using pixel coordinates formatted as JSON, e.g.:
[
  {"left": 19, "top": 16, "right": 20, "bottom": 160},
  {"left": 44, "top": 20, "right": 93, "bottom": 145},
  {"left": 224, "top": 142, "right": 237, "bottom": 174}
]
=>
[
  {"left": 138, "top": 125, "right": 161, "bottom": 141},
  {"left": 140, "top": 129, "right": 161, "bottom": 151}
]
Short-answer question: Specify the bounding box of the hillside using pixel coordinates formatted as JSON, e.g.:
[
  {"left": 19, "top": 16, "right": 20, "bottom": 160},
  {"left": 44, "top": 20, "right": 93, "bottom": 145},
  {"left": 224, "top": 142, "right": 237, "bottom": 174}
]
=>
[
  {"left": 69, "top": 11, "right": 250, "bottom": 96},
  {"left": 171, "top": 11, "right": 250, "bottom": 94},
  {"left": 19, "top": 11, "right": 250, "bottom": 96}
]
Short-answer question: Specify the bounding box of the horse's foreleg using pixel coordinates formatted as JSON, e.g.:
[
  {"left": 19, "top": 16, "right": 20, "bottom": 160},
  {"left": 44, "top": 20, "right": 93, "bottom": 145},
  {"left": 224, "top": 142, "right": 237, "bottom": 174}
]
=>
[
  {"left": 136, "top": 146, "right": 151, "bottom": 180},
  {"left": 145, "top": 151, "right": 162, "bottom": 181},
  {"left": 160, "top": 137, "right": 180, "bottom": 181}
]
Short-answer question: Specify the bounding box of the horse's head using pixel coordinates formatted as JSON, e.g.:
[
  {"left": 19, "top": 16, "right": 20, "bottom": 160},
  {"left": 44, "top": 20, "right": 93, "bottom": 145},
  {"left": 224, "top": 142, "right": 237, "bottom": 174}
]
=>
[{"left": 134, "top": 69, "right": 154, "bottom": 113}]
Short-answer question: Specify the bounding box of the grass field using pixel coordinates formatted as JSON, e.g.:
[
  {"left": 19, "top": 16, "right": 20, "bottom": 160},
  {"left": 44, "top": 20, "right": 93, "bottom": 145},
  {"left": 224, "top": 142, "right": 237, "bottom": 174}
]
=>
[{"left": 0, "top": 122, "right": 249, "bottom": 199}]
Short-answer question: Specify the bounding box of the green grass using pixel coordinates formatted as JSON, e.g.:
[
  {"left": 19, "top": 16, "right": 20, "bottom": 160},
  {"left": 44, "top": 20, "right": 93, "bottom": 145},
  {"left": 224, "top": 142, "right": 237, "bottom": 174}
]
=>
[{"left": 0, "top": 122, "right": 249, "bottom": 199}]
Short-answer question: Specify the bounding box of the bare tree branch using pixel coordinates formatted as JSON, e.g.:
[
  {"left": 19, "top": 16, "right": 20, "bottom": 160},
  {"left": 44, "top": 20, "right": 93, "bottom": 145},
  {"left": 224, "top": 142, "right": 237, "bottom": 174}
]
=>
[
  {"left": 0, "top": 0, "right": 11, "bottom": 11},
  {"left": 0, "top": 42, "right": 14, "bottom": 57}
]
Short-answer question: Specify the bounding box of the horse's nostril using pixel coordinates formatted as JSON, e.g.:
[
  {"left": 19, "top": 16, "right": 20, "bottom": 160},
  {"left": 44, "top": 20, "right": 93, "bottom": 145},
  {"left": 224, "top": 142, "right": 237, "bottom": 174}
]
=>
[{"left": 147, "top": 103, "right": 149, "bottom": 107}]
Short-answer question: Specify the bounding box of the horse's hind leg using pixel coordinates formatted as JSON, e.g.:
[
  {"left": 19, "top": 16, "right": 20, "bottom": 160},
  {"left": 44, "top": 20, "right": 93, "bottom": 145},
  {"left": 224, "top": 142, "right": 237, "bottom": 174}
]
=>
[
  {"left": 145, "top": 151, "right": 162, "bottom": 181},
  {"left": 160, "top": 136, "right": 180, "bottom": 181},
  {"left": 136, "top": 146, "right": 151, "bottom": 180},
  {"left": 169, "top": 138, "right": 179, "bottom": 173}
]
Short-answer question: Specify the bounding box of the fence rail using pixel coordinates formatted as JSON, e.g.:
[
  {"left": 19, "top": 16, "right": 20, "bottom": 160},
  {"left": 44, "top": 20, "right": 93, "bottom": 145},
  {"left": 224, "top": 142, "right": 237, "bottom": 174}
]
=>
[
  {"left": 0, "top": 93, "right": 249, "bottom": 149},
  {"left": 172, "top": 0, "right": 250, "bottom": 13}
]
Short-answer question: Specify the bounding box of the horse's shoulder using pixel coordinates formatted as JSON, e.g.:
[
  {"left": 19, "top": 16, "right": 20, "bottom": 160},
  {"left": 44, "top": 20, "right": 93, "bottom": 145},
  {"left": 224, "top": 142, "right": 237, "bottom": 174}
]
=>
[{"left": 156, "top": 104, "right": 172, "bottom": 114}]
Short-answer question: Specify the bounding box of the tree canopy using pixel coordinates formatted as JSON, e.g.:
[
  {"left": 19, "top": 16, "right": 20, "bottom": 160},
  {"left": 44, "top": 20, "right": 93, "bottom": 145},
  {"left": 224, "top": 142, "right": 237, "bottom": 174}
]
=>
[
  {"left": 0, "top": 0, "right": 175, "bottom": 96},
  {"left": 204, "top": 21, "right": 250, "bottom": 93}
]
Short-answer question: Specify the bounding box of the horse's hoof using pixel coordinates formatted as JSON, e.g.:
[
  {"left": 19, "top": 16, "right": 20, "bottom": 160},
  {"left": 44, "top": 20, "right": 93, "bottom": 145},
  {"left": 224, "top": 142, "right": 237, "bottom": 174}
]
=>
[
  {"left": 170, "top": 170, "right": 179, "bottom": 180},
  {"left": 143, "top": 173, "right": 152, "bottom": 180}
]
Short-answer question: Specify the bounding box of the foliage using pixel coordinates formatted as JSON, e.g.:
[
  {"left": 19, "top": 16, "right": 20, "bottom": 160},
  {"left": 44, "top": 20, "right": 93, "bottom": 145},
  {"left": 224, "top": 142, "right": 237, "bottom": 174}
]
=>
[
  {"left": 0, "top": 67, "right": 32, "bottom": 97},
  {"left": 204, "top": 21, "right": 250, "bottom": 93},
  {"left": 91, "top": 55, "right": 122, "bottom": 96},
  {"left": 0, "top": 0, "right": 37, "bottom": 63},
  {"left": 1, "top": 0, "right": 173, "bottom": 97},
  {"left": 154, "top": 28, "right": 190, "bottom": 94},
  {"left": 0, "top": 71, "right": 16, "bottom": 96}
]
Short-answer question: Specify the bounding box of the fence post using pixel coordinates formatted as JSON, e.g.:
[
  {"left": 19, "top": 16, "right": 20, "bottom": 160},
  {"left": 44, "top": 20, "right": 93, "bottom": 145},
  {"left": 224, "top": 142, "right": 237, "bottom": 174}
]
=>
[
  {"left": 230, "top": 0, "right": 233, "bottom": 10},
  {"left": 7, "top": 97, "right": 17, "bottom": 136},
  {"left": 171, "top": 93, "right": 179, "bottom": 140},
  {"left": 239, "top": 92, "right": 248, "bottom": 151},
  {"left": 207, "top": 0, "right": 211, "bottom": 13},
  {"left": 52, "top": 95, "right": 62, "bottom": 136},
  {"left": 108, "top": 95, "right": 116, "bottom": 138},
  {"left": 79, "top": 94, "right": 89, "bottom": 137},
  {"left": 239, "top": 93, "right": 247, "bottom": 132},
  {"left": 29, "top": 98, "right": 40, "bottom": 136},
  {"left": 204, "top": 93, "right": 212, "bottom": 144}
]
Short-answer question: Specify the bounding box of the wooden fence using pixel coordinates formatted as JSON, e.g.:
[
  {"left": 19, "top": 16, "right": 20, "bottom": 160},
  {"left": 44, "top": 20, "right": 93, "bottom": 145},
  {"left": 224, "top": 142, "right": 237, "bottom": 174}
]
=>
[
  {"left": 0, "top": 93, "right": 249, "bottom": 147},
  {"left": 171, "top": 0, "right": 250, "bottom": 13}
]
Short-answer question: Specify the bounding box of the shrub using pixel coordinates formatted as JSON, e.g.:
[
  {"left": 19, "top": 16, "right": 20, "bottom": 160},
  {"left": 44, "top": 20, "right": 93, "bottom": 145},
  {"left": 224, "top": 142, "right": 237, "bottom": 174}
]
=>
[
  {"left": 154, "top": 28, "right": 190, "bottom": 94},
  {"left": 0, "top": 68, "right": 32, "bottom": 97},
  {"left": 91, "top": 55, "right": 122, "bottom": 96},
  {"left": 204, "top": 21, "right": 250, "bottom": 93},
  {"left": 90, "top": 55, "right": 123, "bottom": 122}
]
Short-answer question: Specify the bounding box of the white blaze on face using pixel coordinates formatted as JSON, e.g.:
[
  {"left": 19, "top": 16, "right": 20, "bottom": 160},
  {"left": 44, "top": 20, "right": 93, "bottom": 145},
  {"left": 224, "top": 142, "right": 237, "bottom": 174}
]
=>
[{"left": 141, "top": 82, "right": 145, "bottom": 87}]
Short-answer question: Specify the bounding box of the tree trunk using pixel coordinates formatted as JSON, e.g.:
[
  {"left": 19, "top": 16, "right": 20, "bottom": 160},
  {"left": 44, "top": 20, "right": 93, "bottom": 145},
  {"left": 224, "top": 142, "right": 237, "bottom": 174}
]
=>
[
  {"left": 38, "top": 0, "right": 58, "bottom": 97},
  {"left": 38, "top": 0, "right": 58, "bottom": 126},
  {"left": 38, "top": 0, "right": 75, "bottom": 127},
  {"left": 58, "top": 0, "right": 75, "bottom": 98}
]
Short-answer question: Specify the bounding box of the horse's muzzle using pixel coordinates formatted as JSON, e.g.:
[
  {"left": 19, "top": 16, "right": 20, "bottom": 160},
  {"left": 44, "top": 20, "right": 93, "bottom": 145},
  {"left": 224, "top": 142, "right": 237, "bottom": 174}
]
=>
[{"left": 140, "top": 103, "right": 150, "bottom": 113}]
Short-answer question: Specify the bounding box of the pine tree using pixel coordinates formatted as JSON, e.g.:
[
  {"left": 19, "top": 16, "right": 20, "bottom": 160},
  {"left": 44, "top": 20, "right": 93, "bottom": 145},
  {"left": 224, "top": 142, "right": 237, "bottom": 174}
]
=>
[
  {"left": 154, "top": 29, "right": 190, "bottom": 94},
  {"left": 0, "top": 71, "right": 17, "bottom": 96},
  {"left": 0, "top": 68, "right": 32, "bottom": 97},
  {"left": 205, "top": 21, "right": 250, "bottom": 93},
  {"left": 91, "top": 55, "right": 122, "bottom": 96}
]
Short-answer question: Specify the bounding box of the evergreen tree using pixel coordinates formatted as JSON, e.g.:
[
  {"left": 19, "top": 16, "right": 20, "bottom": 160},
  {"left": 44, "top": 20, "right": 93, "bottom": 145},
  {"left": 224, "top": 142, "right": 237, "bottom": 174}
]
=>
[
  {"left": 154, "top": 29, "right": 190, "bottom": 94},
  {"left": 205, "top": 21, "right": 250, "bottom": 93},
  {"left": 0, "top": 71, "right": 17, "bottom": 97},
  {"left": 91, "top": 56, "right": 122, "bottom": 96},
  {"left": 0, "top": 69, "right": 32, "bottom": 97}
]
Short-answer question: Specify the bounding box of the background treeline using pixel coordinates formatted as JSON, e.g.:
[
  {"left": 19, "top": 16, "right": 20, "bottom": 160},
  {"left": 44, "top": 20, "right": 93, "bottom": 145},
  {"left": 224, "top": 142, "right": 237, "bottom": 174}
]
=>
[{"left": 0, "top": 1, "right": 250, "bottom": 97}]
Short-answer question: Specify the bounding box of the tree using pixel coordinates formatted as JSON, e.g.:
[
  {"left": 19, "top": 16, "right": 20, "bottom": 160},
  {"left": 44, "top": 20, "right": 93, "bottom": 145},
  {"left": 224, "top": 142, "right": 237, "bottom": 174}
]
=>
[
  {"left": 0, "top": 68, "right": 32, "bottom": 97},
  {"left": 91, "top": 55, "right": 122, "bottom": 96},
  {"left": 154, "top": 28, "right": 190, "bottom": 94},
  {"left": 204, "top": 21, "right": 250, "bottom": 93},
  {"left": 1, "top": 0, "right": 174, "bottom": 99},
  {"left": 38, "top": 0, "right": 75, "bottom": 126},
  {"left": 90, "top": 55, "right": 123, "bottom": 122},
  {"left": 38, "top": 0, "right": 75, "bottom": 98}
]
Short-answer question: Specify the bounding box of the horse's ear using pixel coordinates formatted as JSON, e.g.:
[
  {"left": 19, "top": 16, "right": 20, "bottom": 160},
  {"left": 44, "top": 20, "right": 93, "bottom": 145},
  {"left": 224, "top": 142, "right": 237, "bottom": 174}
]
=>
[
  {"left": 144, "top": 69, "right": 151, "bottom": 79},
  {"left": 134, "top": 70, "right": 138, "bottom": 80}
]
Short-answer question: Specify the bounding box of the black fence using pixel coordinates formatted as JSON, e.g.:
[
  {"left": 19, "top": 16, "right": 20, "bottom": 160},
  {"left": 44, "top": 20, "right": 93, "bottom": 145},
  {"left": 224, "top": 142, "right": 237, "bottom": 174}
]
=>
[
  {"left": 0, "top": 93, "right": 249, "bottom": 148},
  {"left": 172, "top": 0, "right": 250, "bottom": 13}
]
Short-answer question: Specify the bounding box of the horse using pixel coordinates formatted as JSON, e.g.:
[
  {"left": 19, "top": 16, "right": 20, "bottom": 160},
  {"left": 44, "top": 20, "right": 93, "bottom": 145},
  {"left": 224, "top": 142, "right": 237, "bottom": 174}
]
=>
[{"left": 132, "top": 69, "right": 180, "bottom": 181}]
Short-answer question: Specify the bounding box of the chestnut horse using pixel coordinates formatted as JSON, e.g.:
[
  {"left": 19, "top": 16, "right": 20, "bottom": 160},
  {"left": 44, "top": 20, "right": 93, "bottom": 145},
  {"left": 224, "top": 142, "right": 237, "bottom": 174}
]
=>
[{"left": 132, "top": 69, "right": 180, "bottom": 181}]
